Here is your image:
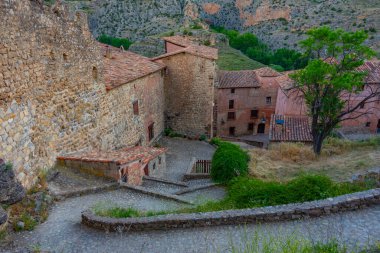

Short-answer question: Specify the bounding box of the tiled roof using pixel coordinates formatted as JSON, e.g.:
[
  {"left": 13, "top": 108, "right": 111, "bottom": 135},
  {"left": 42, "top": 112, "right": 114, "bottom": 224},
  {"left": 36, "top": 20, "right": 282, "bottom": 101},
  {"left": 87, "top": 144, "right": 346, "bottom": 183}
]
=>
[
  {"left": 269, "top": 114, "right": 313, "bottom": 142},
  {"left": 57, "top": 146, "right": 167, "bottom": 165},
  {"left": 162, "top": 35, "right": 193, "bottom": 47},
  {"left": 100, "top": 43, "right": 165, "bottom": 90},
  {"left": 357, "top": 60, "right": 380, "bottom": 84},
  {"left": 153, "top": 36, "right": 218, "bottom": 60},
  {"left": 254, "top": 67, "right": 282, "bottom": 77},
  {"left": 217, "top": 70, "right": 261, "bottom": 88}
]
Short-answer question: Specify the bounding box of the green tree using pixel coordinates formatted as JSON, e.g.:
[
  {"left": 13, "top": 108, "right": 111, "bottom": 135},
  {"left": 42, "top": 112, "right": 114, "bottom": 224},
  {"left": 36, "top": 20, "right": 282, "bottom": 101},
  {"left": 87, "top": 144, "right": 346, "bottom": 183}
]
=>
[
  {"left": 270, "top": 48, "right": 308, "bottom": 71},
  {"left": 290, "top": 26, "right": 377, "bottom": 154}
]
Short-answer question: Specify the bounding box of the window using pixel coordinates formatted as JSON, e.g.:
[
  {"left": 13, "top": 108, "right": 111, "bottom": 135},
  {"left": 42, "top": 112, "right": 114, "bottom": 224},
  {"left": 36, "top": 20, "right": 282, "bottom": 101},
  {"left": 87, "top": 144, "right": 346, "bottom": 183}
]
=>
[
  {"left": 153, "top": 163, "right": 156, "bottom": 170},
  {"left": 266, "top": 97, "right": 272, "bottom": 105},
  {"left": 365, "top": 122, "right": 371, "bottom": 127},
  {"left": 148, "top": 123, "right": 154, "bottom": 141},
  {"left": 251, "top": 110, "right": 258, "bottom": 118},
  {"left": 231, "top": 88, "right": 235, "bottom": 94},
  {"left": 229, "top": 127, "right": 235, "bottom": 136},
  {"left": 158, "top": 156, "right": 162, "bottom": 165},
  {"left": 133, "top": 101, "right": 139, "bottom": 115},
  {"left": 227, "top": 112, "right": 236, "bottom": 120},
  {"left": 229, "top": 100, "right": 234, "bottom": 109},
  {"left": 92, "top": 67, "right": 98, "bottom": 81},
  {"left": 248, "top": 123, "right": 254, "bottom": 131}
]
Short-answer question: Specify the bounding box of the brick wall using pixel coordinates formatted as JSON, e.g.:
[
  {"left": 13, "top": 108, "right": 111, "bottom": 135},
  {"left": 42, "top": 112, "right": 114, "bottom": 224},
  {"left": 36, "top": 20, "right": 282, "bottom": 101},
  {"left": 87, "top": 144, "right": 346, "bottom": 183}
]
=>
[{"left": 156, "top": 53, "right": 216, "bottom": 137}]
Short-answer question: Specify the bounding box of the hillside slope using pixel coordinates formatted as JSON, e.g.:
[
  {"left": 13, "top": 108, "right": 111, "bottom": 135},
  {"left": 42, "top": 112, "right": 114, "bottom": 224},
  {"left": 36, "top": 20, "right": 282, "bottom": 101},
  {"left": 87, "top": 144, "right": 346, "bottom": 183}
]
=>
[{"left": 65, "top": 0, "right": 380, "bottom": 53}]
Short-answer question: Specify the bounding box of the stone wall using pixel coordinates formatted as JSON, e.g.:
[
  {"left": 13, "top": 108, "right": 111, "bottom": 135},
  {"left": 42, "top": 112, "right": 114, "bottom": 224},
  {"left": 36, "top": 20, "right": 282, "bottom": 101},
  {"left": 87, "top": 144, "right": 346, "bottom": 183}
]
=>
[
  {"left": 99, "top": 72, "right": 165, "bottom": 149},
  {"left": 0, "top": 0, "right": 105, "bottom": 188},
  {"left": 82, "top": 188, "right": 380, "bottom": 232},
  {"left": 157, "top": 53, "right": 216, "bottom": 138}
]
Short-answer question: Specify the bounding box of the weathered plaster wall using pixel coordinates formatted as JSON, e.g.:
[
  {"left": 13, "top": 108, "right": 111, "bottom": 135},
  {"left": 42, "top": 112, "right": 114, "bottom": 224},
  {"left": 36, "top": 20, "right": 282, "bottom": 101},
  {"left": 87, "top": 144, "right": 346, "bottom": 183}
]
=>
[
  {"left": 0, "top": 0, "right": 105, "bottom": 187},
  {"left": 157, "top": 53, "right": 216, "bottom": 137},
  {"left": 216, "top": 85, "right": 278, "bottom": 137},
  {"left": 100, "top": 72, "right": 165, "bottom": 149}
]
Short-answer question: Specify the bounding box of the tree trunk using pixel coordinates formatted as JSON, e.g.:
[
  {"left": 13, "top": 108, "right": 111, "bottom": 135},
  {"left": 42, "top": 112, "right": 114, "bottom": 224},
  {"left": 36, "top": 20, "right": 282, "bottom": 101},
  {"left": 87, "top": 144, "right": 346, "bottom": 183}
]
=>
[{"left": 313, "top": 134, "right": 324, "bottom": 155}]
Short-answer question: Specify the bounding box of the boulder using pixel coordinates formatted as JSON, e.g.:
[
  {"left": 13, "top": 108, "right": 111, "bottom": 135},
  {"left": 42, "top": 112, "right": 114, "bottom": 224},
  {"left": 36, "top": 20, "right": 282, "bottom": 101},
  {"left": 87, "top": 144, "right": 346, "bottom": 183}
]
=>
[{"left": 0, "top": 159, "right": 26, "bottom": 205}]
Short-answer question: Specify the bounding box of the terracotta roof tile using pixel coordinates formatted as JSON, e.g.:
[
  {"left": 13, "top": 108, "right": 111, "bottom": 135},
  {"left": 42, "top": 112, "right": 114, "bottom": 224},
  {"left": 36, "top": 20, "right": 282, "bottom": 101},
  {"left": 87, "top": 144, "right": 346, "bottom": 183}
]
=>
[
  {"left": 153, "top": 36, "right": 218, "bottom": 60},
  {"left": 57, "top": 146, "right": 167, "bottom": 166},
  {"left": 100, "top": 43, "right": 165, "bottom": 90},
  {"left": 254, "top": 67, "right": 282, "bottom": 77},
  {"left": 357, "top": 60, "right": 380, "bottom": 84},
  {"left": 162, "top": 35, "right": 193, "bottom": 47},
  {"left": 269, "top": 114, "right": 313, "bottom": 142},
  {"left": 217, "top": 70, "right": 261, "bottom": 88}
]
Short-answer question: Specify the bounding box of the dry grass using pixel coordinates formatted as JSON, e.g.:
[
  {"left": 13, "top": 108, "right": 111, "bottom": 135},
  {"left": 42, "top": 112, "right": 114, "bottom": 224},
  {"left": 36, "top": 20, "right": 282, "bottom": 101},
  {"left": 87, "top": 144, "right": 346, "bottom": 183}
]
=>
[{"left": 249, "top": 138, "right": 380, "bottom": 182}]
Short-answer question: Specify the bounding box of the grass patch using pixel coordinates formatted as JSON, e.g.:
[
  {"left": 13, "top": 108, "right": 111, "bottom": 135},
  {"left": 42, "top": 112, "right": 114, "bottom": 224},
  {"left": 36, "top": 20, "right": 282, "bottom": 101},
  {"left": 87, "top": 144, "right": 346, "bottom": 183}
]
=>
[
  {"left": 216, "top": 44, "right": 265, "bottom": 71},
  {"left": 94, "top": 174, "right": 372, "bottom": 218},
  {"left": 9, "top": 168, "right": 52, "bottom": 232},
  {"left": 250, "top": 137, "right": 380, "bottom": 182}
]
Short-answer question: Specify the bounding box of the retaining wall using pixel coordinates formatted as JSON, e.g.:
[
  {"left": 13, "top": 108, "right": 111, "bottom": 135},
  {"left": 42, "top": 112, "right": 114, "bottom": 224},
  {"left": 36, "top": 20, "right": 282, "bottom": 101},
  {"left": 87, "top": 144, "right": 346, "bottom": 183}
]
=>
[{"left": 82, "top": 188, "right": 380, "bottom": 232}]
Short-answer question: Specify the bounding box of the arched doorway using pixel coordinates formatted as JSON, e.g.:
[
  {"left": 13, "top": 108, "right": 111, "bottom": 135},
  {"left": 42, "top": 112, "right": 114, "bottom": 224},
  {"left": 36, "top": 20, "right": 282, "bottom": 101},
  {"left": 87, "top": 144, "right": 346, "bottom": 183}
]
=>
[{"left": 257, "top": 123, "right": 265, "bottom": 134}]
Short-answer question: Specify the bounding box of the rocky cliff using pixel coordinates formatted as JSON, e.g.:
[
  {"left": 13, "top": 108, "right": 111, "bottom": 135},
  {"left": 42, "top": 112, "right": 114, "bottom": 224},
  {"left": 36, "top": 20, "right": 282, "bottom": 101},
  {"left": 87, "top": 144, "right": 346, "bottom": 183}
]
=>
[{"left": 66, "top": 0, "right": 379, "bottom": 52}]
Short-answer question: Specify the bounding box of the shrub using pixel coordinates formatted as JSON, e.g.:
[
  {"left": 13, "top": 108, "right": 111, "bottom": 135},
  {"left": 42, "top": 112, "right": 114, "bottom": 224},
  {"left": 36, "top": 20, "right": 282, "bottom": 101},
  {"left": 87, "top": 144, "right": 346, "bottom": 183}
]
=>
[
  {"left": 97, "top": 34, "right": 133, "bottom": 50},
  {"left": 211, "top": 141, "right": 249, "bottom": 183},
  {"left": 286, "top": 175, "right": 333, "bottom": 202}
]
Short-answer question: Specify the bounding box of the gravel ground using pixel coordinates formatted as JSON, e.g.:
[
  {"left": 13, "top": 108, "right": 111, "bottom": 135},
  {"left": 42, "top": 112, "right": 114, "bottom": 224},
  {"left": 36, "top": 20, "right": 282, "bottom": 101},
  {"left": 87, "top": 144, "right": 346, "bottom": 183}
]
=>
[
  {"left": 3, "top": 189, "right": 379, "bottom": 253},
  {"left": 158, "top": 137, "right": 215, "bottom": 181}
]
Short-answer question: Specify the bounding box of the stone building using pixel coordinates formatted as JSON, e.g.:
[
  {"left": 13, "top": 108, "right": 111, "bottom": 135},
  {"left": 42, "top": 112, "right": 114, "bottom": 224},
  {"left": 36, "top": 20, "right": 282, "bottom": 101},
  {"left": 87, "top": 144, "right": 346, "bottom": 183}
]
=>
[
  {"left": 215, "top": 67, "right": 281, "bottom": 137},
  {"left": 0, "top": 2, "right": 218, "bottom": 187},
  {"left": 152, "top": 36, "right": 218, "bottom": 138}
]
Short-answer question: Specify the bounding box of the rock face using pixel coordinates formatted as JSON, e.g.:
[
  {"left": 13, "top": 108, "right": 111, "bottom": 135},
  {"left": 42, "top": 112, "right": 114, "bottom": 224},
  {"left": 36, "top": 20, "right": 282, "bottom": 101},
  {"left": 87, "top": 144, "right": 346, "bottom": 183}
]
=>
[
  {"left": 0, "top": 206, "right": 7, "bottom": 227},
  {"left": 0, "top": 159, "right": 26, "bottom": 205},
  {"left": 66, "top": 0, "right": 380, "bottom": 52}
]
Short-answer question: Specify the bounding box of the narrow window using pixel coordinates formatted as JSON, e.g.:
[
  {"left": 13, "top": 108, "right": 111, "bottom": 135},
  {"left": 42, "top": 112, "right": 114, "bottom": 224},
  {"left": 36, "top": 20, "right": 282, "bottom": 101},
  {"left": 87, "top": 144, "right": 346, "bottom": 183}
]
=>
[
  {"left": 158, "top": 156, "right": 162, "bottom": 165},
  {"left": 92, "top": 67, "right": 98, "bottom": 81},
  {"left": 229, "top": 127, "right": 235, "bottom": 136},
  {"left": 148, "top": 123, "right": 154, "bottom": 141},
  {"left": 227, "top": 112, "right": 236, "bottom": 120},
  {"left": 231, "top": 88, "right": 235, "bottom": 94},
  {"left": 63, "top": 53, "right": 68, "bottom": 61},
  {"left": 133, "top": 101, "right": 139, "bottom": 115},
  {"left": 251, "top": 110, "right": 258, "bottom": 118},
  {"left": 365, "top": 122, "right": 371, "bottom": 127},
  {"left": 266, "top": 97, "right": 272, "bottom": 105},
  {"left": 153, "top": 163, "right": 156, "bottom": 170},
  {"left": 248, "top": 123, "right": 254, "bottom": 131},
  {"left": 229, "top": 100, "right": 234, "bottom": 109}
]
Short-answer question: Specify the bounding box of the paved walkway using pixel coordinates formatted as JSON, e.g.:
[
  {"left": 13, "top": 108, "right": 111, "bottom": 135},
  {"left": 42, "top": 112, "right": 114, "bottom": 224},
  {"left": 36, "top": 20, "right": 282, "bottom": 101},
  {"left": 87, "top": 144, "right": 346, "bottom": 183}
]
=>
[
  {"left": 3, "top": 189, "right": 380, "bottom": 253},
  {"left": 158, "top": 137, "right": 215, "bottom": 181}
]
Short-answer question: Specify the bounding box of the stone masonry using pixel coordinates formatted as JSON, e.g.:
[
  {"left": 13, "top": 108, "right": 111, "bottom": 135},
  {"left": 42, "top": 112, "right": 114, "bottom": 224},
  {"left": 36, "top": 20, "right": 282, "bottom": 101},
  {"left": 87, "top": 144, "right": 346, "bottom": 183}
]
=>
[{"left": 0, "top": 2, "right": 218, "bottom": 188}]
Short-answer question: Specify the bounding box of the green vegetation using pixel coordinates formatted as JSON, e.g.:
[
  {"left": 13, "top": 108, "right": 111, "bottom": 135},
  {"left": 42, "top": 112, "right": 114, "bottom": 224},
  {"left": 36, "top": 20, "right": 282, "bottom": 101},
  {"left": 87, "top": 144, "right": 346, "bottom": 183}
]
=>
[
  {"left": 217, "top": 44, "right": 266, "bottom": 71},
  {"left": 97, "top": 34, "right": 133, "bottom": 50},
  {"left": 212, "top": 26, "right": 308, "bottom": 71},
  {"left": 228, "top": 232, "right": 380, "bottom": 253},
  {"left": 290, "top": 26, "right": 376, "bottom": 154},
  {"left": 211, "top": 139, "right": 250, "bottom": 183},
  {"left": 164, "top": 128, "right": 185, "bottom": 138},
  {"left": 95, "top": 173, "right": 372, "bottom": 218}
]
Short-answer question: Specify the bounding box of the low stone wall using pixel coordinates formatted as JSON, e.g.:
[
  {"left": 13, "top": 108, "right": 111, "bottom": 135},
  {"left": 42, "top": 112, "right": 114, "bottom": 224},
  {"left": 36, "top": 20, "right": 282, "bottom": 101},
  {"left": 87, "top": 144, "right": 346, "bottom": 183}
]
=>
[{"left": 82, "top": 188, "right": 380, "bottom": 232}]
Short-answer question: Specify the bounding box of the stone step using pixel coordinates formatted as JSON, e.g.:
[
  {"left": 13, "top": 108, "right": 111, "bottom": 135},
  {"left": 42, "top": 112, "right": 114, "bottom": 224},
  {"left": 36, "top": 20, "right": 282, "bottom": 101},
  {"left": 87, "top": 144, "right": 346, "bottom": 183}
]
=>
[
  {"left": 143, "top": 176, "right": 188, "bottom": 187},
  {"left": 120, "top": 183, "right": 193, "bottom": 205},
  {"left": 174, "top": 183, "right": 219, "bottom": 195}
]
